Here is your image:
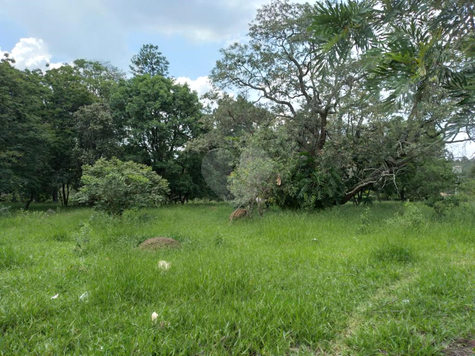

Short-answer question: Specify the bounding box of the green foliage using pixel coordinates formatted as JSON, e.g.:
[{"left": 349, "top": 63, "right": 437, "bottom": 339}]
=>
[
  {"left": 130, "top": 44, "right": 169, "bottom": 77},
  {"left": 110, "top": 74, "right": 204, "bottom": 201},
  {"left": 357, "top": 206, "right": 371, "bottom": 234},
  {"left": 228, "top": 147, "right": 277, "bottom": 210},
  {"left": 0, "top": 57, "right": 51, "bottom": 202},
  {"left": 74, "top": 158, "right": 169, "bottom": 215},
  {"left": 44, "top": 64, "right": 98, "bottom": 206},
  {"left": 74, "top": 102, "right": 119, "bottom": 166},
  {"left": 388, "top": 202, "right": 425, "bottom": 232},
  {"left": 73, "top": 222, "right": 92, "bottom": 254},
  {"left": 371, "top": 244, "right": 416, "bottom": 264},
  {"left": 427, "top": 195, "right": 461, "bottom": 218}
]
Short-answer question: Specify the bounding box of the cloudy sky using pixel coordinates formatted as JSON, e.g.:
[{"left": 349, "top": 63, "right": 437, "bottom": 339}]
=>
[{"left": 0, "top": 0, "right": 293, "bottom": 95}]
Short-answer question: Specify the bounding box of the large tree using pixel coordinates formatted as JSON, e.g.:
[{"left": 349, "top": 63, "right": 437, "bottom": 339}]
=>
[
  {"left": 210, "top": 0, "right": 462, "bottom": 208},
  {"left": 0, "top": 56, "right": 51, "bottom": 208},
  {"left": 110, "top": 74, "right": 204, "bottom": 201},
  {"left": 44, "top": 65, "right": 97, "bottom": 206}
]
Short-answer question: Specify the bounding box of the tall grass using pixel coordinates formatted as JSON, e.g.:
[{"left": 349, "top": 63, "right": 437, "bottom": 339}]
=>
[{"left": 0, "top": 202, "right": 474, "bottom": 355}]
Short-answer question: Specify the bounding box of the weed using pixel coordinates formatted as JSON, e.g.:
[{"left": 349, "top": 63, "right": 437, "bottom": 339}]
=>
[
  {"left": 357, "top": 206, "right": 371, "bottom": 234},
  {"left": 372, "top": 243, "right": 416, "bottom": 264},
  {"left": 387, "top": 202, "right": 425, "bottom": 233},
  {"left": 73, "top": 222, "right": 92, "bottom": 254}
]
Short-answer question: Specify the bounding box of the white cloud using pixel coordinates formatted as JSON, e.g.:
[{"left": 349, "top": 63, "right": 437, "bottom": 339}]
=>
[
  {"left": 2, "top": 38, "right": 63, "bottom": 71},
  {"left": 0, "top": 0, "right": 295, "bottom": 66},
  {"left": 176, "top": 76, "right": 213, "bottom": 97}
]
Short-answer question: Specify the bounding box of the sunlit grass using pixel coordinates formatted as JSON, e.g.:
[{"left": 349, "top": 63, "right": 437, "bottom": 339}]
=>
[{"left": 0, "top": 202, "right": 474, "bottom": 355}]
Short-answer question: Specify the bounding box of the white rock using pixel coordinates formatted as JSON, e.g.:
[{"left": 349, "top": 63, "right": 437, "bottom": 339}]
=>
[{"left": 158, "top": 260, "right": 171, "bottom": 270}]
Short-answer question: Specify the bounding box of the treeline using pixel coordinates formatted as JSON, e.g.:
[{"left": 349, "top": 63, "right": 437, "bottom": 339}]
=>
[
  {"left": 1, "top": 0, "right": 474, "bottom": 211},
  {"left": 1, "top": 45, "right": 211, "bottom": 208}
]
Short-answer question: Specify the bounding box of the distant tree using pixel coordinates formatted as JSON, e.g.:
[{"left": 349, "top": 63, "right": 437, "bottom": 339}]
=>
[
  {"left": 130, "top": 44, "right": 170, "bottom": 77},
  {"left": 0, "top": 56, "right": 51, "bottom": 209},
  {"left": 75, "top": 158, "right": 169, "bottom": 215},
  {"left": 44, "top": 65, "right": 96, "bottom": 206},
  {"left": 191, "top": 93, "right": 275, "bottom": 154},
  {"left": 74, "top": 102, "right": 120, "bottom": 166},
  {"left": 73, "top": 59, "right": 125, "bottom": 102}
]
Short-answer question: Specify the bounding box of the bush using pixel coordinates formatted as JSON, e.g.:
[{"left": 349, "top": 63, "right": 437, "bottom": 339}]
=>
[
  {"left": 228, "top": 147, "right": 277, "bottom": 213},
  {"left": 387, "top": 202, "right": 425, "bottom": 233},
  {"left": 74, "top": 158, "right": 169, "bottom": 215},
  {"left": 427, "top": 196, "right": 461, "bottom": 217}
]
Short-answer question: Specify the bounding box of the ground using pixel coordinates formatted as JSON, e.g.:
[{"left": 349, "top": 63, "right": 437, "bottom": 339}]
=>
[{"left": 0, "top": 202, "right": 474, "bottom": 355}]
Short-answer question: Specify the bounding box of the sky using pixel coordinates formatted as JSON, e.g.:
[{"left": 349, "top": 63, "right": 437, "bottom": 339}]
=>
[
  {"left": 0, "top": 0, "right": 473, "bottom": 158},
  {"left": 0, "top": 0, "right": 290, "bottom": 96}
]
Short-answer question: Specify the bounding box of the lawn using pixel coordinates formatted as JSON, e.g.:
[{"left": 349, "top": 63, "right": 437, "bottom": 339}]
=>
[{"left": 0, "top": 202, "right": 474, "bottom": 355}]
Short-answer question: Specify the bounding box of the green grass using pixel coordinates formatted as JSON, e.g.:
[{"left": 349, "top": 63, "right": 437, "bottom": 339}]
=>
[{"left": 0, "top": 202, "right": 474, "bottom": 355}]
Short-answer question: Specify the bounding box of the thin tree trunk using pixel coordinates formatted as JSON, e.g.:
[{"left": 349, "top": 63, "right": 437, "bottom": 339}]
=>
[
  {"left": 24, "top": 192, "right": 34, "bottom": 210},
  {"left": 61, "top": 184, "right": 69, "bottom": 207}
]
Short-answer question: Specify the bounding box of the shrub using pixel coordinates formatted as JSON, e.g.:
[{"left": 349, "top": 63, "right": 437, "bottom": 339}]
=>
[
  {"left": 427, "top": 196, "right": 461, "bottom": 217},
  {"left": 228, "top": 147, "right": 277, "bottom": 213},
  {"left": 74, "top": 158, "right": 169, "bottom": 215},
  {"left": 372, "top": 244, "right": 416, "bottom": 264},
  {"left": 387, "top": 202, "right": 425, "bottom": 233}
]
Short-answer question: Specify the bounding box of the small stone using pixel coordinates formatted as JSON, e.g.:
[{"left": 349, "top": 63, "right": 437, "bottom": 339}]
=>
[{"left": 157, "top": 260, "right": 171, "bottom": 270}]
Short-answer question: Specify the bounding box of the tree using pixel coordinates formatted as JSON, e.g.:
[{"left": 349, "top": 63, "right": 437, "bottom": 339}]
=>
[
  {"left": 44, "top": 65, "right": 96, "bottom": 206},
  {"left": 110, "top": 74, "right": 204, "bottom": 201},
  {"left": 0, "top": 56, "right": 51, "bottom": 209},
  {"left": 73, "top": 59, "right": 125, "bottom": 102},
  {"left": 191, "top": 93, "right": 275, "bottom": 153},
  {"left": 130, "top": 44, "right": 170, "bottom": 77},
  {"left": 211, "top": 1, "right": 348, "bottom": 157},
  {"left": 74, "top": 158, "right": 169, "bottom": 215},
  {"left": 210, "top": 0, "right": 468, "bottom": 209},
  {"left": 210, "top": 0, "right": 400, "bottom": 208},
  {"left": 74, "top": 102, "right": 120, "bottom": 166},
  {"left": 310, "top": 0, "right": 475, "bottom": 142}
]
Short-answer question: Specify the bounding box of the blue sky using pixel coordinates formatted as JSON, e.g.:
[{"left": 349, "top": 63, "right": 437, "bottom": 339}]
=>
[{"left": 0, "top": 0, "right": 289, "bottom": 94}]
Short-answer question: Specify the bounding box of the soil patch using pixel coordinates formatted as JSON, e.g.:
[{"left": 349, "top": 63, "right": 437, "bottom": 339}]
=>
[
  {"left": 443, "top": 339, "right": 475, "bottom": 356},
  {"left": 139, "top": 237, "right": 181, "bottom": 250}
]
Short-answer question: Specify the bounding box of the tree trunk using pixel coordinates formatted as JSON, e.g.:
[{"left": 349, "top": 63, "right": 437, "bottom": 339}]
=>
[
  {"left": 61, "top": 184, "right": 69, "bottom": 207},
  {"left": 52, "top": 189, "right": 58, "bottom": 203},
  {"left": 316, "top": 112, "right": 328, "bottom": 152},
  {"left": 400, "top": 188, "right": 405, "bottom": 201},
  {"left": 24, "top": 192, "right": 34, "bottom": 210}
]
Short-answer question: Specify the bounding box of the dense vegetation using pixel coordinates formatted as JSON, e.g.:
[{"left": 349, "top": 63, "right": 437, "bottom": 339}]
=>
[
  {"left": 0, "top": 202, "right": 474, "bottom": 355},
  {"left": 1, "top": 0, "right": 474, "bottom": 211}
]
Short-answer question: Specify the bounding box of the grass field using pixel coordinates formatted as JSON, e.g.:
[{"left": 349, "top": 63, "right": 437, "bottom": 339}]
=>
[{"left": 0, "top": 202, "right": 474, "bottom": 355}]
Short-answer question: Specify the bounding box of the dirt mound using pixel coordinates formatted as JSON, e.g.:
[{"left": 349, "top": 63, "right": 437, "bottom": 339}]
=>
[
  {"left": 443, "top": 338, "right": 475, "bottom": 355},
  {"left": 229, "top": 208, "right": 247, "bottom": 221},
  {"left": 139, "top": 237, "right": 180, "bottom": 250}
]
